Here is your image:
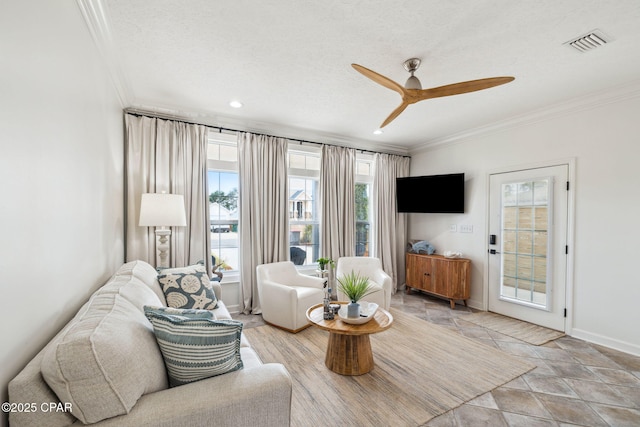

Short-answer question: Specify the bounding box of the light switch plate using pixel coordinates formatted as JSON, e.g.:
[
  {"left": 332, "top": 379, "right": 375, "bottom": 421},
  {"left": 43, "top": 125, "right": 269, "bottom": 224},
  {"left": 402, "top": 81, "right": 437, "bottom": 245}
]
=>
[{"left": 460, "top": 224, "right": 473, "bottom": 233}]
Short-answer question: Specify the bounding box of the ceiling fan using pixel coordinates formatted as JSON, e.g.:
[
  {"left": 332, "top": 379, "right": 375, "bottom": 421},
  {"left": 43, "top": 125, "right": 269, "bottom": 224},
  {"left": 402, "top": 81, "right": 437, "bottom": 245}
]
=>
[{"left": 352, "top": 58, "right": 515, "bottom": 128}]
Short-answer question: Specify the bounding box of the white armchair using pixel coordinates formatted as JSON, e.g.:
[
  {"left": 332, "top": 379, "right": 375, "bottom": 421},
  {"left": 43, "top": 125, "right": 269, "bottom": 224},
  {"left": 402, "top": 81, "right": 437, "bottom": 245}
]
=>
[
  {"left": 336, "top": 257, "right": 392, "bottom": 310},
  {"left": 256, "top": 261, "right": 326, "bottom": 333}
]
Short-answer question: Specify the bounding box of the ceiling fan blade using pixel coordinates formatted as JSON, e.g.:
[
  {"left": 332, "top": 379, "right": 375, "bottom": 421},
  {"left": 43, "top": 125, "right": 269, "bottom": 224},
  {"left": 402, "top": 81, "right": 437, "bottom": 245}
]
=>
[
  {"left": 380, "top": 102, "right": 410, "bottom": 128},
  {"left": 352, "top": 63, "right": 406, "bottom": 96},
  {"left": 418, "top": 77, "right": 515, "bottom": 101}
]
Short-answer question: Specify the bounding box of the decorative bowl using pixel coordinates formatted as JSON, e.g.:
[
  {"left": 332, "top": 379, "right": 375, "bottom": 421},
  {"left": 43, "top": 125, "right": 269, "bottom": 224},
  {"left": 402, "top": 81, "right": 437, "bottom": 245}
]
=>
[
  {"left": 337, "top": 301, "right": 379, "bottom": 325},
  {"left": 329, "top": 304, "right": 341, "bottom": 315},
  {"left": 443, "top": 251, "right": 462, "bottom": 259}
]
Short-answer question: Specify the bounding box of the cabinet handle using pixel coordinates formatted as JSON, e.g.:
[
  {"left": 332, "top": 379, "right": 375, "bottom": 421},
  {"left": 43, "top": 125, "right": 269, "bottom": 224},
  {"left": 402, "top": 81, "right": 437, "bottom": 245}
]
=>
[{"left": 424, "top": 272, "right": 430, "bottom": 276}]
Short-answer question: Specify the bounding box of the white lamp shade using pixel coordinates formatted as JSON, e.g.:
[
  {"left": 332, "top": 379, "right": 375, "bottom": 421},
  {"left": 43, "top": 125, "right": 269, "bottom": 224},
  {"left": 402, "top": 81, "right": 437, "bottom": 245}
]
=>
[{"left": 139, "top": 193, "right": 187, "bottom": 227}]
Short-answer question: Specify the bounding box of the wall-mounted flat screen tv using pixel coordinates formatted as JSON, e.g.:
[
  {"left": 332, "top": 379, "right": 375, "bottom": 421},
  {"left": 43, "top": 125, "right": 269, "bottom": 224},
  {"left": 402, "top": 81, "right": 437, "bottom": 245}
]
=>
[{"left": 396, "top": 173, "right": 465, "bottom": 213}]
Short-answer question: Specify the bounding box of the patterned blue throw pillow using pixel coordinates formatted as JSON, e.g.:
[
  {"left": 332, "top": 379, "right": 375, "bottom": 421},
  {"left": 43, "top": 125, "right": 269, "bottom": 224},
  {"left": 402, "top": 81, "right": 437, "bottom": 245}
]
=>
[
  {"left": 144, "top": 306, "right": 243, "bottom": 387},
  {"left": 145, "top": 305, "right": 217, "bottom": 319},
  {"left": 157, "top": 271, "right": 218, "bottom": 310}
]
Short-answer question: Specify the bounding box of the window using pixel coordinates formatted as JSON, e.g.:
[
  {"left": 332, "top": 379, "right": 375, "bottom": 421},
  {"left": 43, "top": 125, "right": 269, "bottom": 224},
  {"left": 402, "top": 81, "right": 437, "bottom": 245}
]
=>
[
  {"left": 500, "top": 180, "right": 550, "bottom": 307},
  {"left": 355, "top": 154, "right": 374, "bottom": 256},
  {"left": 207, "top": 133, "right": 239, "bottom": 272},
  {"left": 207, "top": 139, "right": 374, "bottom": 270},
  {"left": 288, "top": 147, "right": 321, "bottom": 266}
]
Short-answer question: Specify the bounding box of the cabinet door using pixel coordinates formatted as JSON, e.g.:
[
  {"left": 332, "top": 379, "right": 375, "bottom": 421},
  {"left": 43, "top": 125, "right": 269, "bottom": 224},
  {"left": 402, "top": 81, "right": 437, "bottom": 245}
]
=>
[
  {"left": 406, "top": 254, "right": 420, "bottom": 288},
  {"left": 406, "top": 254, "right": 432, "bottom": 290},
  {"left": 443, "top": 260, "right": 470, "bottom": 299},
  {"left": 432, "top": 259, "right": 449, "bottom": 296}
]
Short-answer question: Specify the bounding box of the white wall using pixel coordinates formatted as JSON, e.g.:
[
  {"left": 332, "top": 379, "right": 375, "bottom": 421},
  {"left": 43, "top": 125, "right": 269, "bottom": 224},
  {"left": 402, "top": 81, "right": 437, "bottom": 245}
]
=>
[
  {"left": 408, "top": 90, "right": 640, "bottom": 356},
  {"left": 0, "top": 1, "right": 124, "bottom": 424}
]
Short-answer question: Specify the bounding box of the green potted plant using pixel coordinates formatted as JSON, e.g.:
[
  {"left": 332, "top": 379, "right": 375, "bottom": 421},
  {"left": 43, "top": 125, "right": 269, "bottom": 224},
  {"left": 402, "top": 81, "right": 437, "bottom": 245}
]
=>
[
  {"left": 337, "top": 271, "right": 375, "bottom": 318},
  {"left": 316, "top": 257, "right": 335, "bottom": 271}
]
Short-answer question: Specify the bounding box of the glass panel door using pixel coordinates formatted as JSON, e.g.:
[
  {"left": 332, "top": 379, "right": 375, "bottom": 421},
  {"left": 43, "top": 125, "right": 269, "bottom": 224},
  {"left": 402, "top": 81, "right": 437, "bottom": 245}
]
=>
[
  {"left": 500, "top": 179, "right": 551, "bottom": 309},
  {"left": 488, "top": 164, "right": 568, "bottom": 331}
]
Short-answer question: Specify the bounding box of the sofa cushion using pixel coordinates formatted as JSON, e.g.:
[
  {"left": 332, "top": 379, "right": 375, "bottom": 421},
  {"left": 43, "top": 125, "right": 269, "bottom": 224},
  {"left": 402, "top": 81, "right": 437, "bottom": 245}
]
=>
[
  {"left": 211, "top": 300, "right": 232, "bottom": 320},
  {"left": 144, "top": 306, "right": 243, "bottom": 387},
  {"left": 240, "top": 347, "right": 264, "bottom": 370},
  {"left": 41, "top": 282, "right": 168, "bottom": 424},
  {"left": 100, "top": 276, "right": 162, "bottom": 310},
  {"left": 115, "top": 259, "right": 167, "bottom": 305},
  {"left": 158, "top": 271, "right": 218, "bottom": 310}
]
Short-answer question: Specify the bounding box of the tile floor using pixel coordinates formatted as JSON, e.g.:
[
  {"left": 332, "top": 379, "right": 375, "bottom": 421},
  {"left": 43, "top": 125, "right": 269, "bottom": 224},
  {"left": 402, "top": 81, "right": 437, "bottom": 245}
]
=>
[{"left": 233, "top": 291, "right": 640, "bottom": 427}]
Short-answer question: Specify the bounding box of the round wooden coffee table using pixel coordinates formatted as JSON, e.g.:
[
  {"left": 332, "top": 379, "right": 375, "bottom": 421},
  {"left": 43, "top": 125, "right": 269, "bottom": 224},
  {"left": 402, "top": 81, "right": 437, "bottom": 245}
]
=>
[{"left": 306, "top": 302, "right": 393, "bottom": 375}]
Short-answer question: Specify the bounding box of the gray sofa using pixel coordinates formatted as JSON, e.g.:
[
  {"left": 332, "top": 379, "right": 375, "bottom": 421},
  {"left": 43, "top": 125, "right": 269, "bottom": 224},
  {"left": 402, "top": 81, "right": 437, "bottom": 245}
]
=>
[{"left": 8, "top": 260, "right": 292, "bottom": 426}]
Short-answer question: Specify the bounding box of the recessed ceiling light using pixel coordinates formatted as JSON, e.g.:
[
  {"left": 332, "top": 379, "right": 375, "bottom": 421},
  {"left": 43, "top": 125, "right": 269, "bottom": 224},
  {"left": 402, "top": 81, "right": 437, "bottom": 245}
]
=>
[
  {"left": 373, "top": 129, "right": 383, "bottom": 135},
  {"left": 229, "top": 100, "right": 243, "bottom": 108}
]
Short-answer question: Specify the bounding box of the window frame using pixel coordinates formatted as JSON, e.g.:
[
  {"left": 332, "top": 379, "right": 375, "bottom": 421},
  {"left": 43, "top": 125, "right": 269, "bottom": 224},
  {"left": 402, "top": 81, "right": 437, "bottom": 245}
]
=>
[
  {"left": 355, "top": 153, "right": 374, "bottom": 257},
  {"left": 288, "top": 145, "right": 321, "bottom": 270},
  {"left": 207, "top": 132, "right": 239, "bottom": 278}
]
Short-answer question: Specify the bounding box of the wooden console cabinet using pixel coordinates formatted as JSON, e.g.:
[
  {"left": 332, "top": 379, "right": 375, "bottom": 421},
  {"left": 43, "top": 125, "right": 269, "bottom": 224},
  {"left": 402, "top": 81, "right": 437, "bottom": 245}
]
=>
[{"left": 405, "top": 253, "right": 470, "bottom": 309}]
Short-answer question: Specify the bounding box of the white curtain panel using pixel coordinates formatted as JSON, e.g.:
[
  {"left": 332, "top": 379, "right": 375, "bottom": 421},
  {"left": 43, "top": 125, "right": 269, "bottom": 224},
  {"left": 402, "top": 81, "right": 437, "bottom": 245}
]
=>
[
  {"left": 373, "top": 153, "right": 410, "bottom": 292},
  {"left": 238, "top": 132, "right": 289, "bottom": 314},
  {"left": 125, "top": 114, "right": 211, "bottom": 272},
  {"left": 320, "top": 145, "right": 356, "bottom": 261}
]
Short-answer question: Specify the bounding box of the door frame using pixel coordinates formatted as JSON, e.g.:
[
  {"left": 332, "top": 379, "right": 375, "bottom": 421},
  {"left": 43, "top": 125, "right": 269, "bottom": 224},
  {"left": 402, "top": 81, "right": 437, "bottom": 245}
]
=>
[{"left": 484, "top": 158, "right": 576, "bottom": 335}]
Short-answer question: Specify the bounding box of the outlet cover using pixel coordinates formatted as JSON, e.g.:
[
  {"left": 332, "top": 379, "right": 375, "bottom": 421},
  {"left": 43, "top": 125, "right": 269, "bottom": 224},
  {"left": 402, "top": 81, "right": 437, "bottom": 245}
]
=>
[{"left": 449, "top": 224, "right": 457, "bottom": 232}]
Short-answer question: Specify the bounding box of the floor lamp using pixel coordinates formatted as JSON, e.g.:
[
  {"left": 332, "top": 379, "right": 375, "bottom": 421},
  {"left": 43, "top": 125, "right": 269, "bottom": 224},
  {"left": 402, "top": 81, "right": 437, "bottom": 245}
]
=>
[{"left": 139, "top": 193, "right": 187, "bottom": 268}]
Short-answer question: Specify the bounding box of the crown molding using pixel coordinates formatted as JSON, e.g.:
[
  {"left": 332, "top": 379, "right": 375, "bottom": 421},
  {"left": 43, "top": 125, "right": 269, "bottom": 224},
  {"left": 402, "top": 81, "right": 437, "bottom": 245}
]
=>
[
  {"left": 76, "top": 0, "right": 133, "bottom": 107},
  {"left": 409, "top": 79, "right": 640, "bottom": 155}
]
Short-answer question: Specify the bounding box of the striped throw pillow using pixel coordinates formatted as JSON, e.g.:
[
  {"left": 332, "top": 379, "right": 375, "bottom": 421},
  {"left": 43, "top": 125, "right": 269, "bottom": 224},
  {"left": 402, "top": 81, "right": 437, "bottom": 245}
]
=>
[{"left": 144, "top": 306, "right": 243, "bottom": 387}]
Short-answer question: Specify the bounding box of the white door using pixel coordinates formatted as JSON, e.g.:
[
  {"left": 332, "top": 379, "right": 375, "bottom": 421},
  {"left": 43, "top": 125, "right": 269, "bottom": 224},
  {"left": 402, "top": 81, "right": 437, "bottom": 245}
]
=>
[{"left": 488, "top": 165, "right": 569, "bottom": 331}]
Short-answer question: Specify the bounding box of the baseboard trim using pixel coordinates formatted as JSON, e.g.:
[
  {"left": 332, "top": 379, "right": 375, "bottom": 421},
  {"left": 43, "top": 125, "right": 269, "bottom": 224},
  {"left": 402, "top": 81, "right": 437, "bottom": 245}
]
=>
[
  {"left": 466, "top": 298, "right": 484, "bottom": 311},
  {"left": 226, "top": 303, "right": 241, "bottom": 315},
  {"left": 570, "top": 328, "right": 640, "bottom": 357}
]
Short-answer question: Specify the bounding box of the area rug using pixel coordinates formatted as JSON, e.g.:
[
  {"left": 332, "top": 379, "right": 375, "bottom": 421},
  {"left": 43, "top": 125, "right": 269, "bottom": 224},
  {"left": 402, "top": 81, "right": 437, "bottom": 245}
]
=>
[
  {"left": 464, "top": 311, "right": 565, "bottom": 346},
  {"left": 244, "top": 308, "right": 535, "bottom": 427}
]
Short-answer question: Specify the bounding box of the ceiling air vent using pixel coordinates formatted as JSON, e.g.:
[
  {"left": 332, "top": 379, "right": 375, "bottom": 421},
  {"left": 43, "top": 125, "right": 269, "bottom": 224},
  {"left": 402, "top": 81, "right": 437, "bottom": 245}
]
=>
[{"left": 564, "top": 29, "right": 611, "bottom": 53}]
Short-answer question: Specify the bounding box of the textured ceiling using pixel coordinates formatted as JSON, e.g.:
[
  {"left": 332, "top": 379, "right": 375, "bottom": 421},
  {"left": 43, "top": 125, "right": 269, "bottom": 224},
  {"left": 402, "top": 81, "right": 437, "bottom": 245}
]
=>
[{"left": 89, "top": 0, "right": 640, "bottom": 153}]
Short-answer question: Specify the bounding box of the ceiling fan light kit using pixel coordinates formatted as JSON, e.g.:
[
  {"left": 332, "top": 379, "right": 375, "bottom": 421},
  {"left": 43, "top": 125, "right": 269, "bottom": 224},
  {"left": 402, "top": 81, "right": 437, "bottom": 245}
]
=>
[
  {"left": 403, "top": 58, "right": 423, "bottom": 89},
  {"left": 352, "top": 58, "right": 515, "bottom": 128}
]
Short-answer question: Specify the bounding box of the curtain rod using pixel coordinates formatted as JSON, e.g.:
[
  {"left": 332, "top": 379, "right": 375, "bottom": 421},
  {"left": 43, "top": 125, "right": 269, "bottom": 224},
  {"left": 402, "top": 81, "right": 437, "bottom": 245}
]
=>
[{"left": 124, "top": 110, "right": 410, "bottom": 158}]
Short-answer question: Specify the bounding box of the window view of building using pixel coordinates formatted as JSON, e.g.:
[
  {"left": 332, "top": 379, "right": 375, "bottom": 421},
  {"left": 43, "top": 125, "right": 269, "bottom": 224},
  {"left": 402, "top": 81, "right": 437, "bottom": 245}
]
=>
[
  {"left": 288, "top": 148, "right": 320, "bottom": 265},
  {"left": 206, "top": 139, "right": 375, "bottom": 271},
  {"left": 355, "top": 155, "right": 373, "bottom": 256},
  {"left": 207, "top": 133, "right": 239, "bottom": 272}
]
